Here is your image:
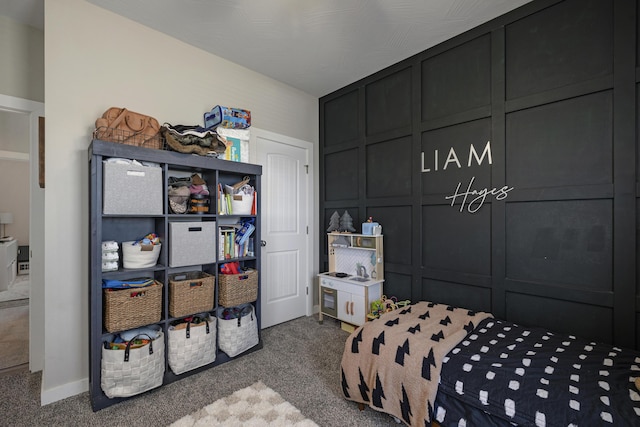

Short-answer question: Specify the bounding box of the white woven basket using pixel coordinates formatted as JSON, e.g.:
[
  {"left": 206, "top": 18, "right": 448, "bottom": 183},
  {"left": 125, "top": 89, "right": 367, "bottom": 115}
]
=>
[
  {"left": 217, "top": 304, "right": 259, "bottom": 357},
  {"left": 101, "top": 331, "right": 165, "bottom": 398},
  {"left": 122, "top": 241, "right": 161, "bottom": 269},
  {"left": 168, "top": 315, "right": 217, "bottom": 375},
  {"left": 230, "top": 194, "right": 253, "bottom": 215}
]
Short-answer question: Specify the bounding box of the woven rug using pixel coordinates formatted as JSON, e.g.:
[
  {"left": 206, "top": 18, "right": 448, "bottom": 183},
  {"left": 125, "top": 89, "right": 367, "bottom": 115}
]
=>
[
  {"left": 169, "top": 381, "right": 318, "bottom": 427},
  {"left": 0, "top": 276, "right": 29, "bottom": 304}
]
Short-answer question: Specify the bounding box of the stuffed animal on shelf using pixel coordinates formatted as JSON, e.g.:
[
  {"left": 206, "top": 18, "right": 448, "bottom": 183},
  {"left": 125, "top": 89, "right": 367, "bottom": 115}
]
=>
[
  {"left": 327, "top": 211, "right": 340, "bottom": 232},
  {"left": 339, "top": 211, "right": 356, "bottom": 232}
]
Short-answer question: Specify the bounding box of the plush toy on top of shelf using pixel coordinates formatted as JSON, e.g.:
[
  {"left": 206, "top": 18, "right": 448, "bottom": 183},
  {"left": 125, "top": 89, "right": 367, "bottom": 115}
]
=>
[
  {"left": 339, "top": 211, "right": 356, "bottom": 232},
  {"left": 327, "top": 211, "right": 341, "bottom": 232}
]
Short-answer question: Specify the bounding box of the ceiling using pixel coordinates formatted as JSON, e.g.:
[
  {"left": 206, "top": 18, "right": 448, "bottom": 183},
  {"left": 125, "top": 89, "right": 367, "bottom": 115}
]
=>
[{"left": 0, "top": 0, "right": 534, "bottom": 97}]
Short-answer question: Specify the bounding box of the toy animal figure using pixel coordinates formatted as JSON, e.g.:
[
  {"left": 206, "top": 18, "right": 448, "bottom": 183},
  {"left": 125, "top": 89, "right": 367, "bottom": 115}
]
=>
[{"left": 381, "top": 295, "right": 398, "bottom": 312}]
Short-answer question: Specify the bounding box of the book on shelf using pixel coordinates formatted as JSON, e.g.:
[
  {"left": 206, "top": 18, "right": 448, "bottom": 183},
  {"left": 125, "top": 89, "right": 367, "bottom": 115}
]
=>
[
  {"left": 251, "top": 191, "right": 257, "bottom": 215},
  {"left": 219, "top": 219, "right": 256, "bottom": 259},
  {"left": 218, "top": 225, "right": 237, "bottom": 259}
]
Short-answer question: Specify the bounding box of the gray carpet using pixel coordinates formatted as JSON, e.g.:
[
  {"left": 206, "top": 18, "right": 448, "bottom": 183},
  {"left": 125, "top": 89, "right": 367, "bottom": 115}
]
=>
[{"left": 0, "top": 314, "right": 399, "bottom": 426}]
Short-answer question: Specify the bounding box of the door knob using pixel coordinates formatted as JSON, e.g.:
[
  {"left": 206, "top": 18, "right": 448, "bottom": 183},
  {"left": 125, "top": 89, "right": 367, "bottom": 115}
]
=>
[{"left": 260, "top": 240, "right": 266, "bottom": 247}]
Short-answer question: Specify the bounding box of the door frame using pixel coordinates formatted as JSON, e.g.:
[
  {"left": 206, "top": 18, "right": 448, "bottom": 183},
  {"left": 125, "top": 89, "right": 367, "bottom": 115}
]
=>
[
  {"left": 0, "top": 93, "right": 45, "bottom": 372},
  {"left": 250, "top": 127, "right": 316, "bottom": 319}
]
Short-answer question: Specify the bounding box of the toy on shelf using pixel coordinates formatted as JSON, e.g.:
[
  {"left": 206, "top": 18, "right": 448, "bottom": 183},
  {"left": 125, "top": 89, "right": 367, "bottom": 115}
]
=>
[
  {"left": 339, "top": 211, "right": 356, "bottom": 232},
  {"left": 327, "top": 211, "right": 341, "bottom": 232},
  {"left": 362, "top": 216, "right": 382, "bottom": 235},
  {"left": 367, "top": 295, "right": 412, "bottom": 320}
]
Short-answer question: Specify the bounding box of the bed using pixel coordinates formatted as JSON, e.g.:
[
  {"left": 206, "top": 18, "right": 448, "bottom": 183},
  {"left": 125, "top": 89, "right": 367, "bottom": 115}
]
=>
[{"left": 340, "top": 301, "right": 640, "bottom": 426}]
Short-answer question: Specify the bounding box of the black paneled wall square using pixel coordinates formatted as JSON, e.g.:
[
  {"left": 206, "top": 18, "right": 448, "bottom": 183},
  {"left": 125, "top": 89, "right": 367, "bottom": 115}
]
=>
[
  {"left": 422, "top": 205, "right": 491, "bottom": 276},
  {"left": 366, "top": 137, "right": 412, "bottom": 198},
  {"left": 637, "top": 83, "right": 640, "bottom": 184},
  {"left": 637, "top": 200, "right": 640, "bottom": 297},
  {"left": 506, "top": 92, "right": 613, "bottom": 189},
  {"left": 638, "top": 0, "right": 640, "bottom": 68},
  {"left": 421, "top": 34, "right": 491, "bottom": 121},
  {"left": 365, "top": 68, "right": 412, "bottom": 136},
  {"left": 324, "top": 90, "right": 359, "bottom": 147},
  {"left": 505, "top": 0, "right": 613, "bottom": 100},
  {"left": 506, "top": 200, "right": 612, "bottom": 291},
  {"left": 324, "top": 149, "right": 359, "bottom": 201}
]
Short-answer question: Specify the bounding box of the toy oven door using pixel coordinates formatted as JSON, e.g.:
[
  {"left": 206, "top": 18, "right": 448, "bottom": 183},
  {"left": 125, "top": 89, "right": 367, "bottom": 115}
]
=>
[{"left": 321, "top": 285, "right": 338, "bottom": 318}]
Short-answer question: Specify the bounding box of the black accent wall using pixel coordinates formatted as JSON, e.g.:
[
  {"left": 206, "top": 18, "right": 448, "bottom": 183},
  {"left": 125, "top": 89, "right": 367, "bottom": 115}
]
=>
[{"left": 319, "top": 0, "right": 640, "bottom": 349}]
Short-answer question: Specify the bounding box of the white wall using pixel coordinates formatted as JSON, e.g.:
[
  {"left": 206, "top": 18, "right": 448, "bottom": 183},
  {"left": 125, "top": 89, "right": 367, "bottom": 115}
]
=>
[
  {"left": 43, "top": 0, "right": 318, "bottom": 404},
  {"left": 0, "top": 109, "right": 31, "bottom": 246},
  {"left": 0, "top": 15, "right": 44, "bottom": 103},
  {"left": 0, "top": 158, "right": 29, "bottom": 245}
]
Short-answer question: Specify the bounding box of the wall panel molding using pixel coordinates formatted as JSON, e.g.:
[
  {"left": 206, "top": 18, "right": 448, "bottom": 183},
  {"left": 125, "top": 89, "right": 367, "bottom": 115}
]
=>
[{"left": 320, "top": 0, "right": 639, "bottom": 348}]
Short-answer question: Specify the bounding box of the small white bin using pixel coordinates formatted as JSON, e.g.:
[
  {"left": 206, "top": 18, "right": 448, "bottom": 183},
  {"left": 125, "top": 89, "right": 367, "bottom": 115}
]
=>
[
  {"left": 169, "top": 221, "right": 216, "bottom": 267},
  {"left": 230, "top": 194, "right": 254, "bottom": 215},
  {"left": 122, "top": 241, "right": 161, "bottom": 269}
]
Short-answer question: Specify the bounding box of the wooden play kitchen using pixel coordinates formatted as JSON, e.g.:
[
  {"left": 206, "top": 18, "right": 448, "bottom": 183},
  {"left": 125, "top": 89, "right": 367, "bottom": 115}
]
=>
[{"left": 318, "top": 232, "right": 384, "bottom": 328}]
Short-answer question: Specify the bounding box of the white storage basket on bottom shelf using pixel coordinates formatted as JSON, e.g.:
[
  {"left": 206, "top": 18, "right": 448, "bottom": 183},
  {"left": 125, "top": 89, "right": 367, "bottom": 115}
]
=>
[
  {"left": 217, "top": 303, "right": 259, "bottom": 357},
  {"left": 168, "top": 315, "right": 217, "bottom": 375},
  {"left": 101, "top": 331, "right": 165, "bottom": 398}
]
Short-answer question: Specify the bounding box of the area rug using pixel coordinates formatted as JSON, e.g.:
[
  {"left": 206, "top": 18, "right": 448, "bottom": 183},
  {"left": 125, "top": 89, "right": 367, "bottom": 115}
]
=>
[
  {"left": 0, "top": 275, "right": 29, "bottom": 303},
  {"left": 169, "top": 381, "right": 318, "bottom": 427}
]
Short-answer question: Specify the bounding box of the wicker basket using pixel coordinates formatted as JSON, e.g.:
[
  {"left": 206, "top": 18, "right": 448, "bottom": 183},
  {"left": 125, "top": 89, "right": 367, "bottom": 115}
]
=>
[
  {"left": 93, "top": 126, "right": 164, "bottom": 150},
  {"left": 169, "top": 271, "right": 215, "bottom": 317},
  {"left": 218, "top": 269, "right": 258, "bottom": 307},
  {"left": 103, "top": 281, "right": 162, "bottom": 333},
  {"left": 216, "top": 303, "right": 259, "bottom": 357}
]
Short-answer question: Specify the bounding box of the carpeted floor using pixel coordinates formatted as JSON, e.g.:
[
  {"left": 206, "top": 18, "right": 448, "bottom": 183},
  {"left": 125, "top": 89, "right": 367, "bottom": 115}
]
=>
[{"left": 0, "top": 314, "right": 399, "bottom": 427}]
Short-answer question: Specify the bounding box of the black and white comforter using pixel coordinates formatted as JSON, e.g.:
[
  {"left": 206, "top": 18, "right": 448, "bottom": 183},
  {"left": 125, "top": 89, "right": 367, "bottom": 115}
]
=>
[
  {"left": 434, "top": 318, "right": 640, "bottom": 426},
  {"left": 341, "top": 301, "right": 493, "bottom": 426}
]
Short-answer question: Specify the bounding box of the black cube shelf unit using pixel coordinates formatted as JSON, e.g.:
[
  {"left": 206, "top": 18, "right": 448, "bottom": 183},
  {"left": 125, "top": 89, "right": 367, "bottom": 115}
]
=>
[{"left": 88, "top": 139, "right": 262, "bottom": 411}]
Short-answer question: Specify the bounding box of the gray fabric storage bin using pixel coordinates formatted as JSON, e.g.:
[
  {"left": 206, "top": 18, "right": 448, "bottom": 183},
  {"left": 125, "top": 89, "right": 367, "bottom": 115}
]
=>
[
  {"left": 103, "top": 162, "right": 162, "bottom": 215},
  {"left": 169, "top": 221, "right": 216, "bottom": 267}
]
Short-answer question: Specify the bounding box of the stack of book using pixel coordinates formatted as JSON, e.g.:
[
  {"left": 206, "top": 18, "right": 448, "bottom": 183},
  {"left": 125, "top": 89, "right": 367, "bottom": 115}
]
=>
[{"left": 218, "top": 220, "right": 255, "bottom": 259}]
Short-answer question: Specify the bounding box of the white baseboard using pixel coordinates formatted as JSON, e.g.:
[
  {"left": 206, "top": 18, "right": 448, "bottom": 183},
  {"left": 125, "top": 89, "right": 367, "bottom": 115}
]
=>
[{"left": 40, "top": 377, "right": 88, "bottom": 406}]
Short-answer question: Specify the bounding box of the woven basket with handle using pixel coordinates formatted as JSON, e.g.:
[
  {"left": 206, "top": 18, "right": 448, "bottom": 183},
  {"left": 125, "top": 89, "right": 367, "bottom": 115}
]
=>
[
  {"left": 218, "top": 269, "right": 258, "bottom": 307},
  {"left": 103, "top": 281, "right": 162, "bottom": 333},
  {"left": 169, "top": 271, "right": 215, "bottom": 317}
]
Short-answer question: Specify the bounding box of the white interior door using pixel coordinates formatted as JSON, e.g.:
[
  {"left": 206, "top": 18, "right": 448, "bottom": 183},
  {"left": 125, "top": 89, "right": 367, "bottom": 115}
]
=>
[
  {"left": 0, "top": 94, "right": 45, "bottom": 372},
  {"left": 253, "top": 129, "right": 312, "bottom": 329}
]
